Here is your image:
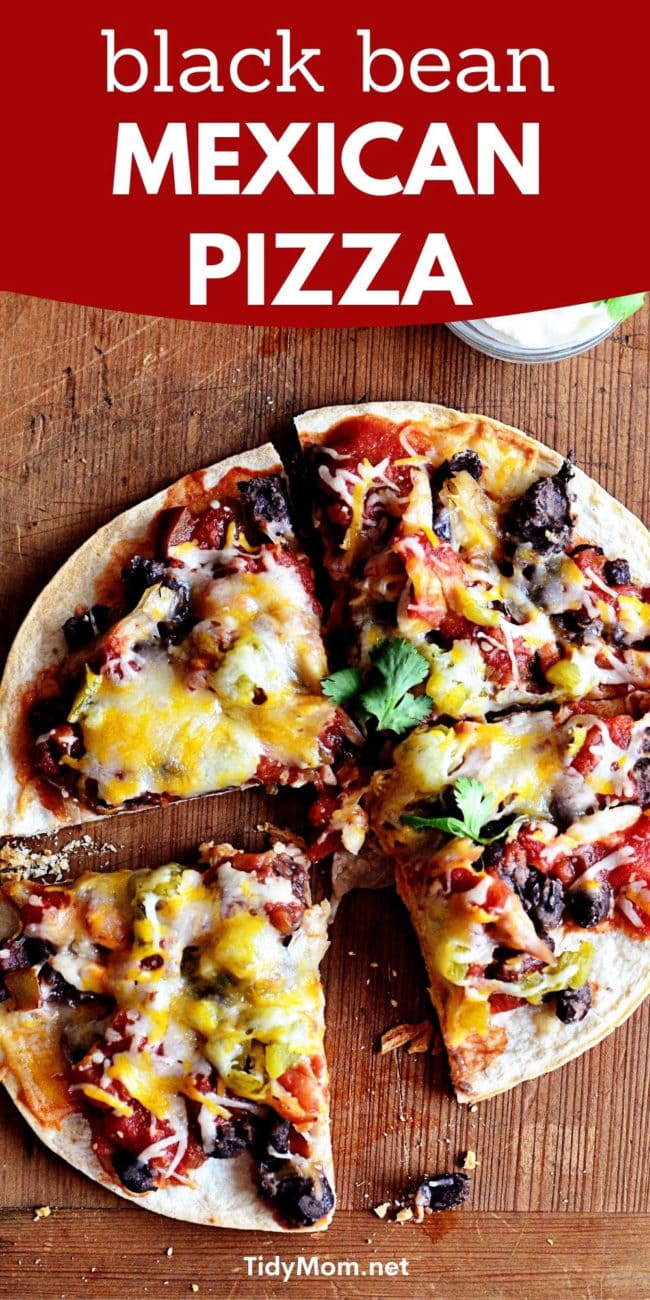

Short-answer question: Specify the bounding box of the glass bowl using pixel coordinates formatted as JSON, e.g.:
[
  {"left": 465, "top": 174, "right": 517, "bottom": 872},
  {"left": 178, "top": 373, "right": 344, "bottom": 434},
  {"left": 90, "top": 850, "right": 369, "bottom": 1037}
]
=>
[{"left": 446, "top": 314, "right": 618, "bottom": 364}]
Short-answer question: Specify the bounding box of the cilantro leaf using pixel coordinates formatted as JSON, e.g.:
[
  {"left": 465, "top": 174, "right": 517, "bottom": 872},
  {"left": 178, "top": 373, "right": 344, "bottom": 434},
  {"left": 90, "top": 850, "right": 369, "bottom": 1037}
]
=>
[
  {"left": 401, "top": 778, "right": 510, "bottom": 845},
  {"left": 321, "top": 666, "right": 362, "bottom": 706},
  {"left": 594, "top": 294, "right": 646, "bottom": 323},
  {"left": 453, "top": 777, "right": 497, "bottom": 838},
  {"left": 359, "top": 639, "right": 432, "bottom": 734}
]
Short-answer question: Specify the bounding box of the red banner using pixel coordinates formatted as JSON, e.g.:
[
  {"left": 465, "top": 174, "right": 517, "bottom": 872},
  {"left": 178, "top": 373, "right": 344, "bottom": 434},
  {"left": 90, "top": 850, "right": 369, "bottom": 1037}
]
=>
[{"left": 1, "top": 3, "right": 647, "bottom": 324}]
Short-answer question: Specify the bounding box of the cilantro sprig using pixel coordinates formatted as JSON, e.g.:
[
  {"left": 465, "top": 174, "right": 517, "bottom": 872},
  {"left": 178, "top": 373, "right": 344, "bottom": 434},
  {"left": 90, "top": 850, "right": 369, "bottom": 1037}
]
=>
[
  {"left": 322, "top": 638, "right": 432, "bottom": 737},
  {"left": 401, "top": 777, "right": 511, "bottom": 845}
]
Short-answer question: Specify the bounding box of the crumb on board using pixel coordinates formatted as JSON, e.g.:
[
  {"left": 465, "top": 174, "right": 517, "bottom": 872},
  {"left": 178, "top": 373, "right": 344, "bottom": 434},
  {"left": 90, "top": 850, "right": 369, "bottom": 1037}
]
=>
[
  {"left": 395, "top": 1207, "right": 413, "bottom": 1223},
  {"left": 0, "top": 837, "right": 117, "bottom": 883},
  {"left": 190, "top": 1285, "right": 199, "bottom": 1293},
  {"left": 373, "top": 1172, "right": 471, "bottom": 1223},
  {"left": 462, "top": 1150, "right": 479, "bottom": 1171},
  {"left": 379, "top": 1020, "right": 434, "bottom": 1055},
  {"left": 165, "top": 1247, "right": 174, "bottom": 1257},
  {"left": 33, "top": 1206, "right": 51, "bottom": 1221}
]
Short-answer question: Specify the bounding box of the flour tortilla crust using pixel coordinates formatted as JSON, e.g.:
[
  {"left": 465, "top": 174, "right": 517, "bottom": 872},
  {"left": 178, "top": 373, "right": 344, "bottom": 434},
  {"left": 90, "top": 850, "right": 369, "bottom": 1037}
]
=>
[
  {"left": 297, "top": 401, "right": 650, "bottom": 1100},
  {"left": 1, "top": 1067, "right": 334, "bottom": 1231},
  {"left": 295, "top": 400, "right": 650, "bottom": 573},
  {"left": 397, "top": 862, "right": 650, "bottom": 1103},
  {"left": 0, "top": 444, "right": 284, "bottom": 840}
]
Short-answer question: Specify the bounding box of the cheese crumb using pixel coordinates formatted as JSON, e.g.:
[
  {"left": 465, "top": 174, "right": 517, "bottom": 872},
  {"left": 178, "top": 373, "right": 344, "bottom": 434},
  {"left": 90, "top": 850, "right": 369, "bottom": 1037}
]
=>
[
  {"left": 190, "top": 1287, "right": 199, "bottom": 1294},
  {"left": 165, "top": 1247, "right": 173, "bottom": 1257},
  {"left": 395, "top": 1207, "right": 413, "bottom": 1223},
  {"left": 373, "top": 1202, "right": 390, "bottom": 1219},
  {"left": 33, "top": 1206, "right": 51, "bottom": 1221},
  {"left": 462, "top": 1150, "right": 479, "bottom": 1171}
]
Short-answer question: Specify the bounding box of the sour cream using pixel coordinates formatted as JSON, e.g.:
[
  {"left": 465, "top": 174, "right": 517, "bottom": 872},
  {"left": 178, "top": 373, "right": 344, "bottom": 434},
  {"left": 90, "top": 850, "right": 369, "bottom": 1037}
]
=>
[{"left": 476, "top": 301, "right": 612, "bottom": 349}]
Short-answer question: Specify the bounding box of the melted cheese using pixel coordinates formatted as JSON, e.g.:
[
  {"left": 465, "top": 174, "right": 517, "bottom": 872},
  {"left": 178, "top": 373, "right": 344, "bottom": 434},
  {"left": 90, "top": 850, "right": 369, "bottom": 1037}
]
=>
[
  {"left": 5, "top": 855, "right": 330, "bottom": 1144},
  {"left": 64, "top": 560, "right": 335, "bottom": 807}
]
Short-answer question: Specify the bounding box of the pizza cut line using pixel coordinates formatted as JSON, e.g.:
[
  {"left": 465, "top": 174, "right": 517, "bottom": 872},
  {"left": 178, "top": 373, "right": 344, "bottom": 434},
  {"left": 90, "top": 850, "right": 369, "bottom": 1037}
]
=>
[{"left": 1, "top": 400, "right": 650, "bottom": 1225}]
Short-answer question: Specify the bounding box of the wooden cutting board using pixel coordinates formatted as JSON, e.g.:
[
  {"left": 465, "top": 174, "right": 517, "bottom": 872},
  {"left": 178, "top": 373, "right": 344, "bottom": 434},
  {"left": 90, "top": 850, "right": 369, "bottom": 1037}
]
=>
[{"left": 1, "top": 291, "right": 649, "bottom": 1299}]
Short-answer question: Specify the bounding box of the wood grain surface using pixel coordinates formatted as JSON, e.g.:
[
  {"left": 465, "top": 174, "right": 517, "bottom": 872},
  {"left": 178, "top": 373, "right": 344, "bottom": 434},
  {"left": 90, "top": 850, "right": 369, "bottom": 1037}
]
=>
[{"left": 1, "top": 291, "right": 649, "bottom": 1298}]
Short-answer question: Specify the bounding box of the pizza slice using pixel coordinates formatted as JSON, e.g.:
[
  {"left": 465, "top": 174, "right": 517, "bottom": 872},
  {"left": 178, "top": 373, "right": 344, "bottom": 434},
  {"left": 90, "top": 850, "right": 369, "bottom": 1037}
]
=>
[
  {"left": 0, "top": 839, "right": 334, "bottom": 1230},
  {"left": 0, "top": 446, "right": 355, "bottom": 838},
  {"left": 297, "top": 402, "right": 650, "bottom": 720},
  {"left": 358, "top": 701, "right": 650, "bottom": 1100}
]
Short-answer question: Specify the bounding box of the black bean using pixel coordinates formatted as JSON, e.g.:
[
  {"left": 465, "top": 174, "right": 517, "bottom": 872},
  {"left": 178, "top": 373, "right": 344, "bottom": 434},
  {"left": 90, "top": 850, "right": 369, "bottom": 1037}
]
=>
[
  {"left": 0, "top": 936, "right": 54, "bottom": 973},
  {"left": 554, "top": 609, "right": 604, "bottom": 645},
  {"left": 505, "top": 454, "right": 575, "bottom": 556},
  {"left": 567, "top": 879, "right": 612, "bottom": 928},
  {"left": 265, "top": 1118, "right": 291, "bottom": 1156},
  {"left": 62, "top": 604, "right": 112, "bottom": 650},
  {"left": 447, "top": 450, "right": 483, "bottom": 480},
  {"left": 121, "top": 556, "right": 168, "bottom": 607},
  {"left": 0, "top": 939, "right": 26, "bottom": 973},
  {"left": 432, "top": 506, "right": 452, "bottom": 542},
  {"left": 62, "top": 612, "right": 95, "bottom": 650},
  {"left": 634, "top": 757, "right": 650, "bottom": 805},
  {"left": 413, "top": 1172, "right": 470, "bottom": 1212},
  {"left": 39, "top": 964, "right": 99, "bottom": 1006},
  {"left": 556, "top": 983, "right": 591, "bottom": 1023},
  {"left": 111, "top": 1152, "right": 158, "bottom": 1194},
  {"left": 603, "top": 558, "right": 631, "bottom": 587},
  {"left": 204, "top": 1112, "right": 257, "bottom": 1159},
  {"left": 156, "top": 576, "right": 191, "bottom": 642},
  {"left": 502, "top": 862, "right": 565, "bottom": 934},
  {"left": 258, "top": 1163, "right": 335, "bottom": 1227},
  {"left": 238, "top": 473, "right": 292, "bottom": 538}
]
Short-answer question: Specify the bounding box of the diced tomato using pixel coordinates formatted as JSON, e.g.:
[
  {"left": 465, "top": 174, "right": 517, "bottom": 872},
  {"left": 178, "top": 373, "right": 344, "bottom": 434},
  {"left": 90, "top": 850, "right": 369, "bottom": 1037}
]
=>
[
  {"left": 288, "top": 1129, "right": 310, "bottom": 1158},
  {"left": 319, "top": 416, "right": 414, "bottom": 493},
  {"left": 609, "top": 817, "right": 650, "bottom": 888},
  {"left": 99, "top": 1095, "right": 171, "bottom": 1154},
  {"left": 448, "top": 867, "right": 483, "bottom": 893},
  {"left": 17, "top": 888, "right": 71, "bottom": 926},
  {"left": 572, "top": 715, "right": 635, "bottom": 768},
  {"left": 265, "top": 899, "right": 304, "bottom": 935},
  {"left": 476, "top": 628, "right": 532, "bottom": 689},
  {"left": 308, "top": 794, "right": 339, "bottom": 829},
  {"left": 174, "top": 1133, "right": 206, "bottom": 1177},
  {"left": 571, "top": 547, "right": 609, "bottom": 583},
  {"left": 191, "top": 506, "right": 229, "bottom": 550},
  {"left": 537, "top": 642, "right": 561, "bottom": 672},
  {"left": 277, "top": 1062, "right": 326, "bottom": 1122},
  {"left": 438, "top": 612, "right": 474, "bottom": 643},
  {"left": 570, "top": 724, "right": 602, "bottom": 777},
  {"left": 483, "top": 876, "right": 514, "bottom": 913},
  {"left": 256, "top": 756, "right": 286, "bottom": 783},
  {"left": 606, "top": 715, "right": 634, "bottom": 749},
  {"left": 308, "top": 832, "right": 341, "bottom": 863},
  {"left": 490, "top": 993, "right": 525, "bottom": 1013}
]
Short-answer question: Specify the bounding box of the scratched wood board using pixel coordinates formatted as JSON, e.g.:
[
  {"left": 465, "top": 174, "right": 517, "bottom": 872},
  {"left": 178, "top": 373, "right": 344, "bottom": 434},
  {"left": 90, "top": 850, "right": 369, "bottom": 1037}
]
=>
[{"left": 0, "top": 291, "right": 649, "bottom": 1299}]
